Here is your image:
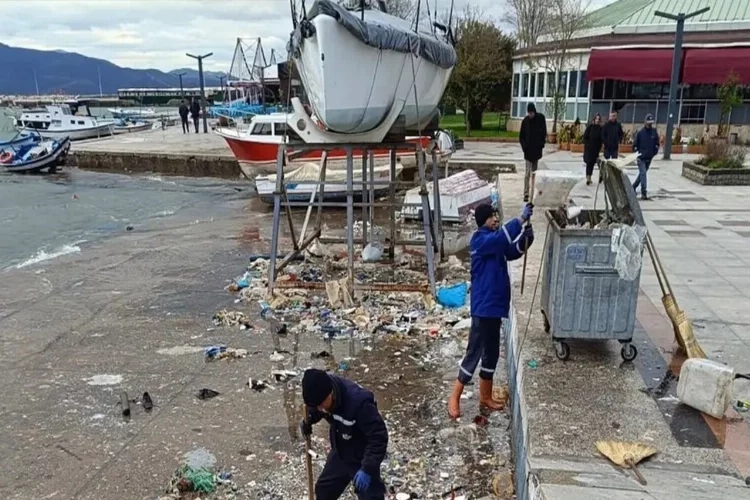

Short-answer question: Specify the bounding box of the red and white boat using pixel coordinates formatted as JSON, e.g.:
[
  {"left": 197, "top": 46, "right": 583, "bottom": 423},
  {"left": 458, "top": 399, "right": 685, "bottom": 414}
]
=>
[{"left": 215, "top": 113, "right": 451, "bottom": 180}]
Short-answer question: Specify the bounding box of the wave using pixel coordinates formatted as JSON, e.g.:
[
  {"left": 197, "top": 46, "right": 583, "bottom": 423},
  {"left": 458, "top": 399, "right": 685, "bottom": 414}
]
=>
[{"left": 13, "top": 244, "right": 81, "bottom": 269}]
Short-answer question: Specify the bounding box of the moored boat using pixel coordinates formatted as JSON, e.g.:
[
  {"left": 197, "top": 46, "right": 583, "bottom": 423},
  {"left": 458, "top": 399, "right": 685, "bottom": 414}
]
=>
[
  {"left": 112, "top": 119, "right": 152, "bottom": 134},
  {"left": 0, "top": 137, "right": 71, "bottom": 174},
  {"left": 108, "top": 107, "right": 156, "bottom": 119},
  {"left": 255, "top": 159, "right": 404, "bottom": 204},
  {"left": 16, "top": 103, "right": 114, "bottom": 141}
]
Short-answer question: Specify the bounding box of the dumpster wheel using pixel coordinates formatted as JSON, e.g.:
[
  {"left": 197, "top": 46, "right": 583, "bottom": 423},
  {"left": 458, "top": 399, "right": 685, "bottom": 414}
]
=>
[
  {"left": 554, "top": 341, "right": 570, "bottom": 361},
  {"left": 620, "top": 343, "right": 638, "bottom": 362}
]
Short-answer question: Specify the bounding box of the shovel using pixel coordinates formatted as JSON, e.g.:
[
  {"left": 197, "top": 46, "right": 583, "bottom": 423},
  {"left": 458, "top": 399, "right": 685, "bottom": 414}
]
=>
[{"left": 596, "top": 440, "right": 657, "bottom": 485}]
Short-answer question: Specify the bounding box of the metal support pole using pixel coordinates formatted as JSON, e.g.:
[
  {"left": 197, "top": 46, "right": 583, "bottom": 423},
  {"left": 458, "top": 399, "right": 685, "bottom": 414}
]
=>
[
  {"left": 656, "top": 7, "right": 709, "bottom": 159},
  {"left": 388, "top": 150, "right": 397, "bottom": 261},
  {"left": 299, "top": 152, "right": 327, "bottom": 247},
  {"left": 267, "top": 145, "right": 286, "bottom": 295},
  {"left": 361, "top": 152, "right": 368, "bottom": 248},
  {"left": 417, "top": 150, "right": 436, "bottom": 296},
  {"left": 186, "top": 51, "right": 213, "bottom": 134},
  {"left": 314, "top": 152, "right": 329, "bottom": 233},
  {"left": 368, "top": 151, "right": 375, "bottom": 243},
  {"left": 431, "top": 145, "right": 444, "bottom": 261},
  {"left": 346, "top": 148, "right": 355, "bottom": 291}
]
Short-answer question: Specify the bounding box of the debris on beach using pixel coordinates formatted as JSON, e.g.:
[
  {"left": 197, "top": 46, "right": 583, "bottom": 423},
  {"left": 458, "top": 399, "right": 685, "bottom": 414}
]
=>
[
  {"left": 196, "top": 388, "right": 220, "bottom": 400},
  {"left": 212, "top": 309, "right": 252, "bottom": 329}
]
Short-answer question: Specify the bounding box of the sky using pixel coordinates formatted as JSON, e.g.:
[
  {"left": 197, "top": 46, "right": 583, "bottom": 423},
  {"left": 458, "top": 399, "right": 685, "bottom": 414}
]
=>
[{"left": 0, "top": 0, "right": 613, "bottom": 73}]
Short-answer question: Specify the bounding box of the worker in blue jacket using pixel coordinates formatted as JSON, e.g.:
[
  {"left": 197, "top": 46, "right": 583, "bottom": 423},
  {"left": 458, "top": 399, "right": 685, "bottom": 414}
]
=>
[
  {"left": 300, "top": 369, "right": 388, "bottom": 500},
  {"left": 448, "top": 203, "right": 534, "bottom": 419},
  {"left": 632, "top": 114, "right": 660, "bottom": 201}
]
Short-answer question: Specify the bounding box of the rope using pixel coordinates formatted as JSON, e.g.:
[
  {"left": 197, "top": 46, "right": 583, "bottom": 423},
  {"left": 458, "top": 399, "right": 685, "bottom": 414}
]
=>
[{"left": 184, "top": 467, "right": 216, "bottom": 493}]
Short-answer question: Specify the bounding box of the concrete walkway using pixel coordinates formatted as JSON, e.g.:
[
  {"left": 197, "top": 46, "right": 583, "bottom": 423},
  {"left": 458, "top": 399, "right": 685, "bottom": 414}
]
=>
[{"left": 483, "top": 140, "right": 750, "bottom": 499}]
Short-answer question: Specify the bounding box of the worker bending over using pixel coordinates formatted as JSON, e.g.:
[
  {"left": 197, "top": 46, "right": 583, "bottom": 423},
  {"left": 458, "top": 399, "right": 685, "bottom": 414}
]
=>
[
  {"left": 300, "top": 369, "right": 388, "bottom": 500},
  {"left": 448, "top": 203, "right": 535, "bottom": 418}
]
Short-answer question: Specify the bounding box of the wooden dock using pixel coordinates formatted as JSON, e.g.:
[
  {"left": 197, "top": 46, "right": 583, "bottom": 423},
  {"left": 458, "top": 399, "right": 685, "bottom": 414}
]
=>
[{"left": 70, "top": 126, "right": 241, "bottom": 178}]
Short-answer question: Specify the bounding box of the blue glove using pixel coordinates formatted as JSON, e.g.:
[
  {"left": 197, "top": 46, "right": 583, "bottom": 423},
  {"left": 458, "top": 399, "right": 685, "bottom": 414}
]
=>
[
  {"left": 521, "top": 203, "right": 533, "bottom": 222},
  {"left": 353, "top": 470, "right": 371, "bottom": 492},
  {"left": 522, "top": 225, "right": 534, "bottom": 240}
]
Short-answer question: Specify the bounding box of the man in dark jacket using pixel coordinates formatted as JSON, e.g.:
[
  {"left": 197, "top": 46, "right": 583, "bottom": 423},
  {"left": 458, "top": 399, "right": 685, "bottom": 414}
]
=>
[
  {"left": 300, "top": 369, "right": 388, "bottom": 500},
  {"left": 601, "top": 110, "right": 624, "bottom": 159},
  {"left": 178, "top": 100, "right": 189, "bottom": 134},
  {"left": 519, "top": 103, "right": 547, "bottom": 202},
  {"left": 447, "top": 203, "right": 534, "bottom": 419},
  {"left": 633, "top": 114, "right": 659, "bottom": 201},
  {"left": 190, "top": 98, "right": 201, "bottom": 133}
]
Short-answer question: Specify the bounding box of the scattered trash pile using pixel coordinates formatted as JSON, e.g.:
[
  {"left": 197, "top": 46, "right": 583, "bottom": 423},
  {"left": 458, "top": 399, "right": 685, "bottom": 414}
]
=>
[{"left": 161, "top": 448, "right": 240, "bottom": 500}]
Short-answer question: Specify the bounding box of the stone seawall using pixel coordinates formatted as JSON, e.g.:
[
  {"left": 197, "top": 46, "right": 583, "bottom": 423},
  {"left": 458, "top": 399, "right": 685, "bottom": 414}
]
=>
[{"left": 71, "top": 151, "right": 242, "bottom": 179}]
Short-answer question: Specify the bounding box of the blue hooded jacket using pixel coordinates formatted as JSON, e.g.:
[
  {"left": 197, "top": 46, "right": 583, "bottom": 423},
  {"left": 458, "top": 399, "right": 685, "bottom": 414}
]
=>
[
  {"left": 470, "top": 218, "right": 533, "bottom": 318},
  {"left": 634, "top": 126, "right": 660, "bottom": 161}
]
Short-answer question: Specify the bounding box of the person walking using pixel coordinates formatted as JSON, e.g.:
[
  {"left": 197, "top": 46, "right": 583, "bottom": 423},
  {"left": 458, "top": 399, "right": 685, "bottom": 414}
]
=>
[
  {"left": 178, "top": 100, "right": 189, "bottom": 134},
  {"left": 601, "top": 110, "right": 623, "bottom": 160},
  {"left": 299, "top": 369, "right": 388, "bottom": 500},
  {"left": 447, "top": 203, "right": 535, "bottom": 419},
  {"left": 582, "top": 114, "right": 603, "bottom": 186},
  {"left": 519, "top": 103, "right": 547, "bottom": 202},
  {"left": 190, "top": 98, "right": 201, "bottom": 133},
  {"left": 633, "top": 114, "right": 659, "bottom": 201}
]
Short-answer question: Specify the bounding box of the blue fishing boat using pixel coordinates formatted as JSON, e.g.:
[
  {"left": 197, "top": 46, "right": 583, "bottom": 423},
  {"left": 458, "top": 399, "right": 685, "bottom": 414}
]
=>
[
  {"left": 0, "top": 131, "right": 42, "bottom": 149},
  {"left": 0, "top": 137, "right": 71, "bottom": 174}
]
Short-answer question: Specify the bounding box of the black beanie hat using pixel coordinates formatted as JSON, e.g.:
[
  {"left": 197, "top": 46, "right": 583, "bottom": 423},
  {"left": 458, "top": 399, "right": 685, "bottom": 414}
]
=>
[
  {"left": 302, "top": 368, "right": 333, "bottom": 406},
  {"left": 475, "top": 203, "right": 494, "bottom": 228},
  {"left": 527, "top": 102, "right": 536, "bottom": 113}
]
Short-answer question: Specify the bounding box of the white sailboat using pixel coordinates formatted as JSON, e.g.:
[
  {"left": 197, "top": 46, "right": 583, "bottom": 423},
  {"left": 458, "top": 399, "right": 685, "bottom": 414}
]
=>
[{"left": 288, "top": 0, "right": 456, "bottom": 136}]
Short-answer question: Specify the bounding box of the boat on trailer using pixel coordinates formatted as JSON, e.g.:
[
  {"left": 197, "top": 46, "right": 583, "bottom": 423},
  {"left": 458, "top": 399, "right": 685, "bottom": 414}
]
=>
[
  {"left": 0, "top": 137, "right": 71, "bottom": 174},
  {"left": 255, "top": 159, "right": 404, "bottom": 204}
]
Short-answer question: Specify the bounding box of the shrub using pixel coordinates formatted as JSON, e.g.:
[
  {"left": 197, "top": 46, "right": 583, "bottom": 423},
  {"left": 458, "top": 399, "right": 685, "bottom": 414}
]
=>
[{"left": 696, "top": 139, "right": 746, "bottom": 169}]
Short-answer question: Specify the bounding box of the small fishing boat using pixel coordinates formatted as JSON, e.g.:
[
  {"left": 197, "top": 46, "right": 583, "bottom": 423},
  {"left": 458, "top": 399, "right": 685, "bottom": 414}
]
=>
[
  {"left": 108, "top": 107, "right": 156, "bottom": 119},
  {"left": 0, "top": 137, "right": 71, "bottom": 174},
  {"left": 16, "top": 103, "right": 114, "bottom": 140},
  {"left": 401, "top": 170, "right": 493, "bottom": 223},
  {"left": 112, "top": 118, "right": 152, "bottom": 134},
  {"left": 0, "top": 131, "right": 41, "bottom": 149},
  {"left": 255, "top": 160, "right": 404, "bottom": 204}
]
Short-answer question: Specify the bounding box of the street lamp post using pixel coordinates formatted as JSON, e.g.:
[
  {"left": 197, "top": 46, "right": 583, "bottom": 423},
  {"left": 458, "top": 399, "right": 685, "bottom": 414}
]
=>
[
  {"left": 219, "top": 75, "right": 226, "bottom": 103},
  {"left": 656, "top": 7, "right": 710, "bottom": 159},
  {"left": 186, "top": 52, "right": 213, "bottom": 133},
  {"left": 177, "top": 72, "right": 187, "bottom": 99}
]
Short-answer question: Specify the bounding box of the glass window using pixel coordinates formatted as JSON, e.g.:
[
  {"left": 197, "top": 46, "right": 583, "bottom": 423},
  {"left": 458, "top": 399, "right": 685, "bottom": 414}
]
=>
[
  {"left": 603, "top": 79, "right": 614, "bottom": 99},
  {"left": 512, "top": 73, "right": 519, "bottom": 97},
  {"left": 568, "top": 71, "right": 579, "bottom": 98},
  {"left": 680, "top": 102, "right": 706, "bottom": 124},
  {"left": 274, "top": 122, "right": 302, "bottom": 141},
  {"left": 522, "top": 74, "right": 529, "bottom": 97},
  {"left": 614, "top": 81, "right": 628, "bottom": 100},
  {"left": 536, "top": 73, "right": 545, "bottom": 97},
  {"left": 630, "top": 83, "right": 665, "bottom": 99},
  {"left": 682, "top": 84, "right": 717, "bottom": 100},
  {"left": 592, "top": 80, "right": 604, "bottom": 99},
  {"left": 578, "top": 71, "right": 588, "bottom": 98},
  {"left": 530, "top": 74, "right": 536, "bottom": 99},
  {"left": 252, "top": 122, "right": 273, "bottom": 135},
  {"left": 558, "top": 71, "right": 568, "bottom": 94},
  {"left": 547, "top": 72, "right": 556, "bottom": 97}
]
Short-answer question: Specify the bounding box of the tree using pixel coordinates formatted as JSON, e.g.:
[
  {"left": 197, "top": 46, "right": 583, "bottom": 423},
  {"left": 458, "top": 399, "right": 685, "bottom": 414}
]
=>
[
  {"left": 717, "top": 71, "right": 742, "bottom": 138},
  {"left": 445, "top": 9, "right": 515, "bottom": 133},
  {"left": 538, "top": 0, "right": 590, "bottom": 133},
  {"left": 503, "top": 0, "right": 549, "bottom": 51},
  {"left": 381, "top": 0, "right": 417, "bottom": 19}
]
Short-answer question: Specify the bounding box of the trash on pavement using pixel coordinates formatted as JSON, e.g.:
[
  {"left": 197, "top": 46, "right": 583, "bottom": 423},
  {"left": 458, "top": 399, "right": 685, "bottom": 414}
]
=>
[
  {"left": 436, "top": 282, "right": 468, "bottom": 308},
  {"left": 196, "top": 388, "right": 220, "bottom": 400},
  {"left": 120, "top": 391, "right": 131, "bottom": 418},
  {"left": 677, "top": 358, "right": 735, "bottom": 419},
  {"left": 272, "top": 370, "right": 298, "bottom": 382},
  {"left": 248, "top": 378, "right": 269, "bottom": 392},
  {"left": 142, "top": 392, "right": 154, "bottom": 411}
]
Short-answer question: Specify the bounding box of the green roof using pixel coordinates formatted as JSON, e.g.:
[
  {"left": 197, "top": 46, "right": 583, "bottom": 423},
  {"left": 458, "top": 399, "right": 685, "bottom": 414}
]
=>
[{"left": 585, "top": 0, "right": 750, "bottom": 29}]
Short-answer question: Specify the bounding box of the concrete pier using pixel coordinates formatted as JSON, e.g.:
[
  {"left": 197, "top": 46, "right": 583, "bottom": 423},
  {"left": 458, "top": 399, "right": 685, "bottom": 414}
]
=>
[{"left": 71, "top": 126, "right": 241, "bottom": 179}]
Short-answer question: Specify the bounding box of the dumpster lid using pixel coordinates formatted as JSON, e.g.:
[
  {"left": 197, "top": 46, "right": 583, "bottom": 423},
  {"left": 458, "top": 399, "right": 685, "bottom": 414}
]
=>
[{"left": 601, "top": 160, "right": 645, "bottom": 226}]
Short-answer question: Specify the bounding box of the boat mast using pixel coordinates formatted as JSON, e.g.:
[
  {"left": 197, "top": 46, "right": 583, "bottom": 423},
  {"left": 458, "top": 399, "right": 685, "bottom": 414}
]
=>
[
  {"left": 33, "top": 69, "right": 40, "bottom": 96},
  {"left": 98, "top": 67, "right": 103, "bottom": 97}
]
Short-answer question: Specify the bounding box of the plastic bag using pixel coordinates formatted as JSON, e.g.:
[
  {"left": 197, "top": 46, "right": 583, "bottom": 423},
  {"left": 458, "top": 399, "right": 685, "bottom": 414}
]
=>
[
  {"left": 436, "top": 282, "right": 468, "bottom": 308},
  {"left": 612, "top": 224, "right": 647, "bottom": 281},
  {"left": 530, "top": 170, "right": 585, "bottom": 208},
  {"left": 362, "top": 242, "right": 383, "bottom": 262}
]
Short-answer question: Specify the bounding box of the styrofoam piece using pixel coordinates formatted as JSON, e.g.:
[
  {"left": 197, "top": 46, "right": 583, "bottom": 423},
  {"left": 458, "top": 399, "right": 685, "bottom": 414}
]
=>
[
  {"left": 605, "top": 152, "right": 639, "bottom": 169},
  {"left": 677, "top": 358, "right": 735, "bottom": 419},
  {"left": 531, "top": 170, "right": 585, "bottom": 208}
]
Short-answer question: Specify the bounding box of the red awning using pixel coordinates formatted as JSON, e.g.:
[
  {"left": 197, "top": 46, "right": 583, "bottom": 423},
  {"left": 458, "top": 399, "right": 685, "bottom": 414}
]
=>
[
  {"left": 586, "top": 49, "right": 680, "bottom": 83},
  {"left": 683, "top": 48, "right": 750, "bottom": 84}
]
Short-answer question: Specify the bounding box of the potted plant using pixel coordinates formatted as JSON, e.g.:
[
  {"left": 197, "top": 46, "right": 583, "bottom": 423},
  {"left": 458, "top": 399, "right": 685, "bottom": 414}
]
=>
[
  {"left": 621, "top": 129, "right": 634, "bottom": 152},
  {"left": 687, "top": 137, "right": 707, "bottom": 155},
  {"left": 570, "top": 128, "right": 585, "bottom": 153},
  {"left": 558, "top": 125, "right": 570, "bottom": 151}
]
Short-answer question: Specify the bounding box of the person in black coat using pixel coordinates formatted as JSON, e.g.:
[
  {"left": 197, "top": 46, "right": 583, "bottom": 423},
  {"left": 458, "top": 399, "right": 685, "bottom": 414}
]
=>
[
  {"left": 601, "top": 110, "right": 624, "bottom": 159},
  {"left": 300, "top": 369, "right": 388, "bottom": 500},
  {"left": 190, "top": 98, "right": 201, "bottom": 133},
  {"left": 582, "top": 114, "right": 603, "bottom": 185},
  {"left": 519, "top": 103, "right": 547, "bottom": 202},
  {"left": 178, "top": 100, "right": 189, "bottom": 134}
]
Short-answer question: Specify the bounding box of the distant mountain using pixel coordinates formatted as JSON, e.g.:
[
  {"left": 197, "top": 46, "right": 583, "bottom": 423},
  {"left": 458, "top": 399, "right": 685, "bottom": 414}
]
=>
[{"left": 0, "top": 43, "right": 226, "bottom": 95}]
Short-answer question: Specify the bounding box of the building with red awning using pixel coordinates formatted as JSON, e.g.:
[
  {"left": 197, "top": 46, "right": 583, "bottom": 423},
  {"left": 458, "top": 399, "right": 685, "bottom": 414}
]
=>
[{"left": 509, "top": 0, "right": 750, "bottom": 141}]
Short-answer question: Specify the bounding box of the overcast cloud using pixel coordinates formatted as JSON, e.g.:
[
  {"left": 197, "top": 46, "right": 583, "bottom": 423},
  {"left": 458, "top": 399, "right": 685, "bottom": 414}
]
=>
[{"left": 1, "top": 0, "right": 612, "bottom": 72}]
